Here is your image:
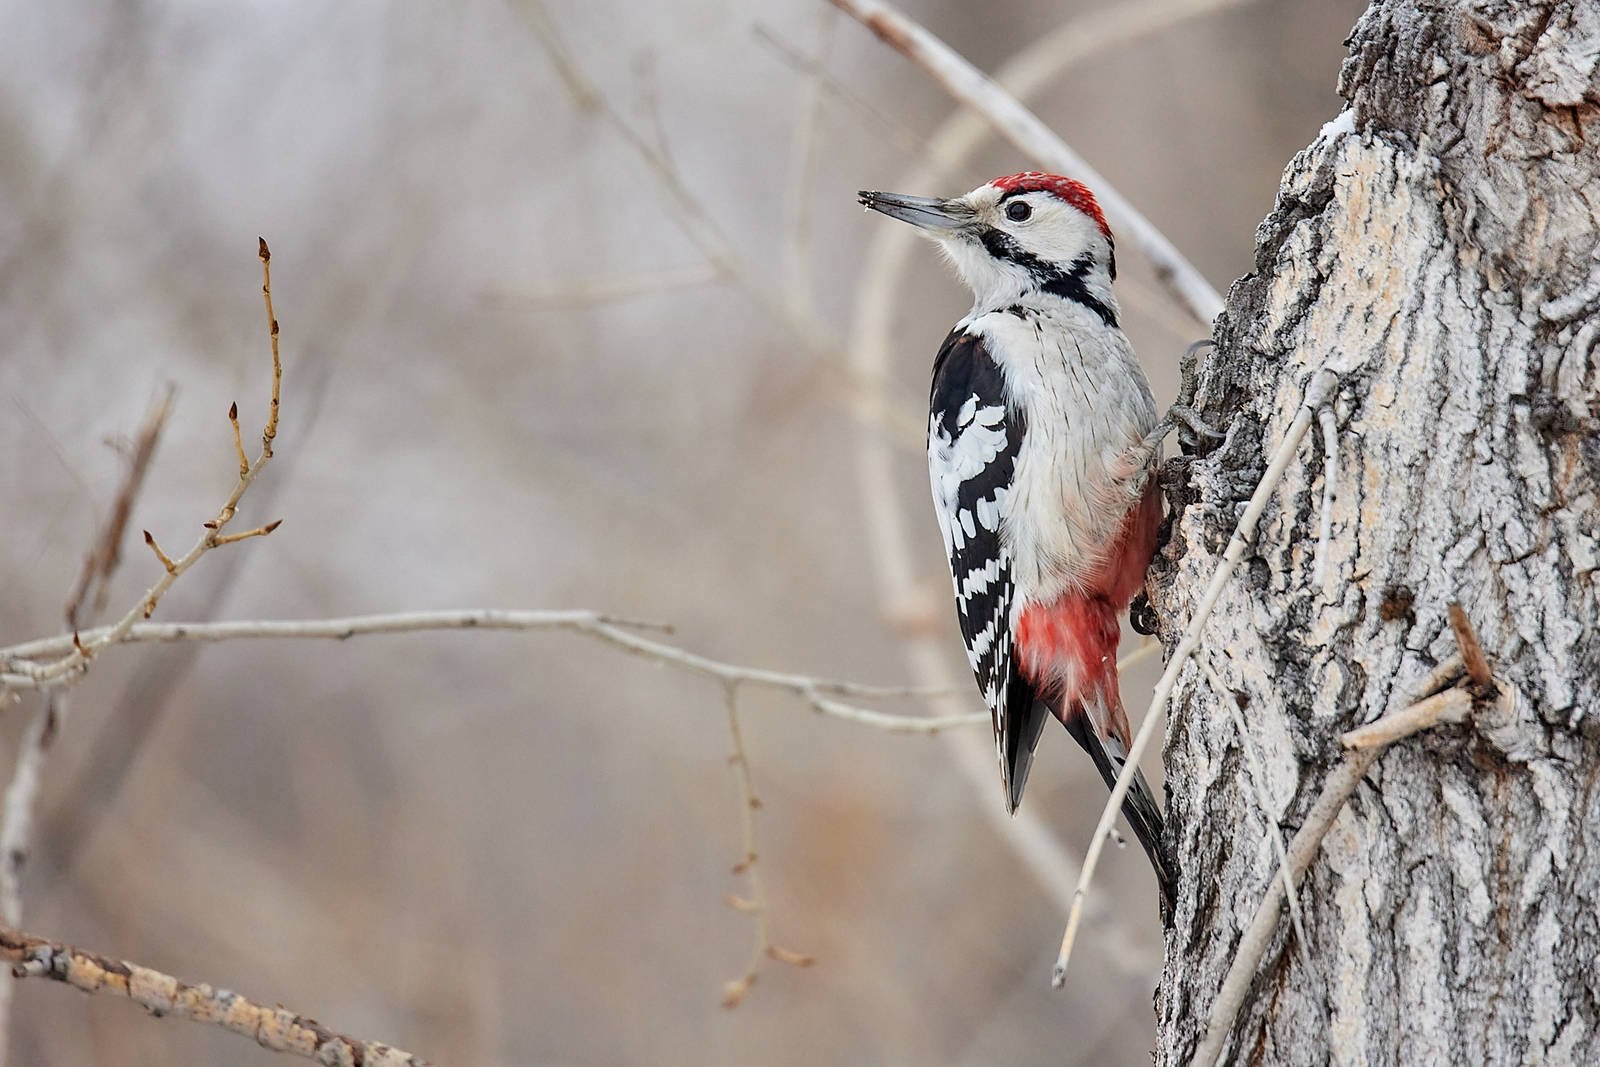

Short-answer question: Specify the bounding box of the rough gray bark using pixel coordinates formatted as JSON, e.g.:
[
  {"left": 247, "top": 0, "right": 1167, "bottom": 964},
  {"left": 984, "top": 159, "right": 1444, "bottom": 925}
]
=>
[{"left": 1151, "top": 2, "right": 1600, "bottom": 1064}]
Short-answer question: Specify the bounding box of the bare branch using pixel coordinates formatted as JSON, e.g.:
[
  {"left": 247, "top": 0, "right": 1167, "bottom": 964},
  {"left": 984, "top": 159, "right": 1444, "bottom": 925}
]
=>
[
  {"left": 1340, "top": 688, "right": 1471, "bottom": 750},
  {"left": 0, "top": 923, "right": 430, "bottom": 1066},
  {"left": 1446, "top": 602, "right": 1495, "bottom": 697},
  {"left": 1192, "top": 747, "right": 1377, "bottom": 1067},
  {"left": 830, "top": 0, "right": 1226, "bottom": 327},
  {"left": 211, "top": 518, "right": 283, "bottom": 546},
  {"left": 1, "top": 244, "right": 287, "bottom": 693},
  {"left": 0, "top": 386, "right": 174, "bottom": 1062},
  {"left": 719, "top": 683, "right": 813, "bottom": 1008},
  {"left": 1054, "top": 369, "right": 1340, "bottom": 987},
  {"left": 0, "top": 610, "right": 983, "bottom": 732},
  {"left": 259, "top": 237, "right": 282, "bottom": 456}
]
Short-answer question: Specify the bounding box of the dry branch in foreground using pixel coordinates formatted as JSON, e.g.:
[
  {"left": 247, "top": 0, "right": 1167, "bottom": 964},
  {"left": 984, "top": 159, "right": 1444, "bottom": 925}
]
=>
[{"left": 0, "top": 924, "right": 430, "bottom": 1067}]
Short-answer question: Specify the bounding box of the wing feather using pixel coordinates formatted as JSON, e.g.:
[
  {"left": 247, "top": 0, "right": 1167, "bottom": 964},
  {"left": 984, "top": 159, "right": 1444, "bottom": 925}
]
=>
[{"left": 927, "top": 329, "right": 1047, "bottom": 811}]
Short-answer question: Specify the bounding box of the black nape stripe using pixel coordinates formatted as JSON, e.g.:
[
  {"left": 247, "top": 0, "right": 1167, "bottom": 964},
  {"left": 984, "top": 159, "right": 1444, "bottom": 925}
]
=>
[{"left": 976, "top": 226, "right": 1117, "bottom": 328}]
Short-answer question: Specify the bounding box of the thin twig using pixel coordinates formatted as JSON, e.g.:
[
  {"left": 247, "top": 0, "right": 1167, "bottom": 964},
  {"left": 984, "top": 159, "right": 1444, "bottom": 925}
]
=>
[
  {"left": 0, "top": 243, "right": 288, "bottom": 693},
  {"left": 1313, "top": 405, "right": 1338, "bottom": 585},
  {"left": 63, "top": 389, "right": 173, "bottom": 627},
  {"left": 1199, "top": 660, "right": 1307, "bottom": 961},
  {"left": 1193, "top": 675, "right": 1484, "bottom": 1066},
  {"left": 228, "top": 401, "right": 249, "bottom": 479},
  {"left": 1340, "top": 688, "right": 1471, "bottom": 749},
  {"left": 212, "top": 518, "right": 283, "bottom": 546},
  {"left": 1053, "top": 369, "right": 1340, "bottom": 987},
  {"left": 0, "top": 923, "right": 430, "bottom": 1066},
  {"left": 1192, "top": 747, "right": 1377, "bottom": 1067},
  {"left": 719, "top": 683, "right": 813, "bottom": 1008},
  {"left": 829, "top": 0, "right": 1226, "bottom": 328},
  {"left": 1446, "top": 603, "right": 1495, "bottom": 697},
  {"left": 259, "top": 237, "right": 282, "bottom": 456},
  {"left": 0, "top": 611, "right": 980, "bottom": 731}
]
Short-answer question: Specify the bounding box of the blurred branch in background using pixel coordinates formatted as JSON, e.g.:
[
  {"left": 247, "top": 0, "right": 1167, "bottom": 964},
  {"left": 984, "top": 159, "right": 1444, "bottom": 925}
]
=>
[
  {"left": 0, "top": 391, "right": 173, "bottom": 1067},
  {"left": 511, "top": 0, "right": 926, "bottom": 447},
  {"left": 830, "top": 0, "right": 1228, "bottom": 328},
  {"left": 1, "top": 612, "right": 982, "bottom": 732}
]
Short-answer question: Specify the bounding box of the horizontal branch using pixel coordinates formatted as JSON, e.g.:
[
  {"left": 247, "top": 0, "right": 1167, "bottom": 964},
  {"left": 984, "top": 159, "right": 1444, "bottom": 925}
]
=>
[
  {"left": 0, "top": 611, "right": 982, "bottom": 733},
  {"left": 0, "top": 924, "right": 429, "bottom": 1066}
]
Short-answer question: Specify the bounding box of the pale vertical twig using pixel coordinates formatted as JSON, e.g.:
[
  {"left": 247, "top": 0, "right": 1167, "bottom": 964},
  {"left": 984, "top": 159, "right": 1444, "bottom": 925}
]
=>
[
  {"left": 1198, "top": 660, "right": 1307, "bottom": 960},
  {"left": 1312, "top": 405, "right": 1338, "bottom": 585},
  {"left": 1053, "top": 369, "right": 1340, "bottom": 987}
]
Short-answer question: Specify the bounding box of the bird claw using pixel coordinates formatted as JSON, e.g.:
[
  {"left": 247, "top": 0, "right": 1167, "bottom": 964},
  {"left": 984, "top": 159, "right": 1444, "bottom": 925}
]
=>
[
  {"left": 1164, "top": 403, "right": 1225, "bottom": 447},
  {"left": 1153, "top": 339, "right": 1224, "bottom": 451}
]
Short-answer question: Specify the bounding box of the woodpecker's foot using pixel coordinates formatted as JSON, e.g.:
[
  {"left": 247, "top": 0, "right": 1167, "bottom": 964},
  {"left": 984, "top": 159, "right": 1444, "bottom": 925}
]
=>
[
  {"left": 1155, "top": 339, "right": 1224, "bottom": 452},
  {"left": 1129, "top": 592, "right": 1158, "bottom": 636}
]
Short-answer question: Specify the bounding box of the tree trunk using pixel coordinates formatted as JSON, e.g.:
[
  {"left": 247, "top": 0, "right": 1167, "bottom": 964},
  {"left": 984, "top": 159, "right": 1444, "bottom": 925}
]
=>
[{"left": 1151, "top": 2, "right": 1600, "bottom": 1063}]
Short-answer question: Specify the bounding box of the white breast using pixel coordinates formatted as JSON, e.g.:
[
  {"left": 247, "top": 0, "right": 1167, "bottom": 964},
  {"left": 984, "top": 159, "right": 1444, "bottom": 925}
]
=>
[{"left": 963, "top": 304, "right": 1158, "bottom": 604}]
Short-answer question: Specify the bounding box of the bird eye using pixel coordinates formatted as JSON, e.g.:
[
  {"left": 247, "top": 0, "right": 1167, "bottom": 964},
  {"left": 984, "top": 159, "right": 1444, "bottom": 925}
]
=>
[{"left": 1005, "top": 200, "right": 1032, "bottom": 222}]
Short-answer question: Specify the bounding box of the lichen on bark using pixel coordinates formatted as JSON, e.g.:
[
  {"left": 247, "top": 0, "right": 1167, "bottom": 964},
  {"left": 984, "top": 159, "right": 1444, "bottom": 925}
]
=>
[{"left": 1151, "top": 2, "right": 1600, "bottom": 1063}]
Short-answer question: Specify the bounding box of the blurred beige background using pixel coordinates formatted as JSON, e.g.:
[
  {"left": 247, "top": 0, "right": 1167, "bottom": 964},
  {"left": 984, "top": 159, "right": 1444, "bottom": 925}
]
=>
[{"left": 0, "top": 1, "right": 1362, "bottom": 1063}]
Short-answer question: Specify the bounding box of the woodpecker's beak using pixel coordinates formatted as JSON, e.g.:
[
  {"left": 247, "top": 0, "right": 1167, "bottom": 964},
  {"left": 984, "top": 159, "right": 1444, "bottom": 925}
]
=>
[{"left": 858, "top": 190, "right": 974, "bottom": 235}]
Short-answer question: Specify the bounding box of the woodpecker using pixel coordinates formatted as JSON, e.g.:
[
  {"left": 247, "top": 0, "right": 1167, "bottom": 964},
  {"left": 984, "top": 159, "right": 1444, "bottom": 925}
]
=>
[{"left": 859, "top": 172, "right": 1174, "bottom": 911}]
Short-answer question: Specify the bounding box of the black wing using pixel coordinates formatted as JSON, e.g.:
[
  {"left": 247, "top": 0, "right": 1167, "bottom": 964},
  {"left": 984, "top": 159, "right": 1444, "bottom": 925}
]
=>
[{"left": 927, "top": 328, "right": 1047, "bottom": 812}]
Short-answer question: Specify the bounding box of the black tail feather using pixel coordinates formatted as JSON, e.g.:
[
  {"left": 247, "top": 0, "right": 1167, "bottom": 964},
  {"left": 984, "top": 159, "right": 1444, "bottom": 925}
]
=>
[{"left": 1062, "top": 709, "right": 1175, "bottom": 921}]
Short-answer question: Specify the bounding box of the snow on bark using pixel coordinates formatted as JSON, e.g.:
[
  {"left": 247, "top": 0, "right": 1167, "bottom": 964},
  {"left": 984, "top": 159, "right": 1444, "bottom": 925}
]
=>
[{"left": 1151, "top": 2, "right": 1600, "bottom": 1064}]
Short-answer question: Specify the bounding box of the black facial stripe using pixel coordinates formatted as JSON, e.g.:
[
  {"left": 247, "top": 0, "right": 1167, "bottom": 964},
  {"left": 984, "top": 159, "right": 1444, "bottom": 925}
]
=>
[{"left": 976, "top": 226, "right": 1118, "bottom": 328}]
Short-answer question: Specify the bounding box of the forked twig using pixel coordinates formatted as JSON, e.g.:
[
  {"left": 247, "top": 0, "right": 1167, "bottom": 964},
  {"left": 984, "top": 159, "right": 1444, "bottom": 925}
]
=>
[{"left": 0, "top": 243, "right": 286, "bottom": 692}]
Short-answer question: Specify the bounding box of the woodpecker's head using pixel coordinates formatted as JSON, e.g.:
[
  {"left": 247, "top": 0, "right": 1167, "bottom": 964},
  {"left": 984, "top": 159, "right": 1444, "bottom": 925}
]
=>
[{"left": 859, "top": 172, "right": 1117, "bottom": 316}]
